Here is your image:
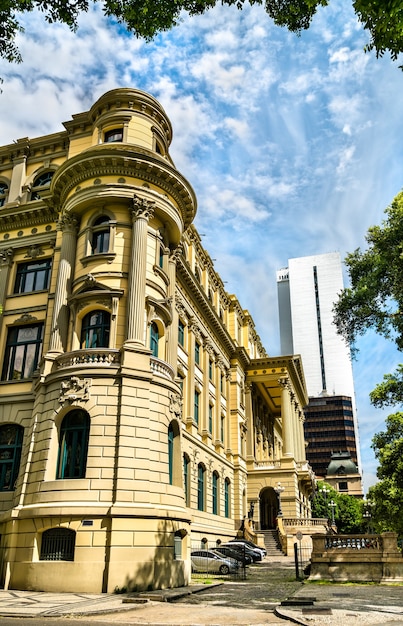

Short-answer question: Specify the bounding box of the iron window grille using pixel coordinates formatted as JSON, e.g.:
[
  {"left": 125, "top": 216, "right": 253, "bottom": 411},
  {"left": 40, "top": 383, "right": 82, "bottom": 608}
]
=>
[{"left": 40, "top": 528, "right": 76, "bottom": 561}]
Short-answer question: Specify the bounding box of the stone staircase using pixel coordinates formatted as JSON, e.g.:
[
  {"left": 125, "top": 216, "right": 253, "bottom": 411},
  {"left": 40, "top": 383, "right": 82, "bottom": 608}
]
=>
[{"left": 260, "top": 529, "right": 285, "bottom": 556}]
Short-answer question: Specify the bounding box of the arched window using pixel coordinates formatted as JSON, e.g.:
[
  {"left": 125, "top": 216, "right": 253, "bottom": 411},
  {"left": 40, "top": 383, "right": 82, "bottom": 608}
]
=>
[
  {"left": 183, "top": 453, "right": 190, "bottom": 506},
  {"left": 0, "top": 424, "right": 23, "bottom": 491},
  {"left": 91, "top": 216, "right": 110, "bottom": 254},
  {"left": 225, "top": 478, "right": 231, "bottom": 518},
  {"left": 212, "top": 471, "right": 219, "bottom": 515},
  {"left": 31, "top": 171, "right": 54, "bottom": 200},
  {"left": 57, "top": 410, "right": 90, "bottom": 479},
  {"left": 197, "top": 463, "right": 205, "bottom": 511},
  {"left": 150, "top": 322, "right": 159, "bottom": 358},
  {"left": 0, "top": 182, "right": 8, "bottom": 207},
  {"left": 40, "top": 527, "right": 76, "bottom": 561},
  {"left": 80, "top": 310, "right": 110, "bottom": 348}
]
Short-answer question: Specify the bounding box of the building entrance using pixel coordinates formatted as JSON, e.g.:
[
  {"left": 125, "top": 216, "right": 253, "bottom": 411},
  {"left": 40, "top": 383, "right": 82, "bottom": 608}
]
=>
[{"left": 259, "top": 487, "right": 279, "bottom": 529}]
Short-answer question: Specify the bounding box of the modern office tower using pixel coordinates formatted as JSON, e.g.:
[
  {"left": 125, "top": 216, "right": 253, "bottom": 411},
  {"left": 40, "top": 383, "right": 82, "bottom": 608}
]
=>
[
  {"left": 303, "top": 395, "right": 360, "bottom": 480},
  {"left": 0, "top": 88, "right": 314, "bottom": 593},
  {"left": 277, "top": 253, "right": 362, "bottom": 487}
]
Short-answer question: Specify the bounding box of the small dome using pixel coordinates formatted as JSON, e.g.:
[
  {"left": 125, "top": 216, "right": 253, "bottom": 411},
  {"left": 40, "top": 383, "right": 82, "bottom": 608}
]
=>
[{"left": 326, "top": 451, "right": 358, "bottom": 476}]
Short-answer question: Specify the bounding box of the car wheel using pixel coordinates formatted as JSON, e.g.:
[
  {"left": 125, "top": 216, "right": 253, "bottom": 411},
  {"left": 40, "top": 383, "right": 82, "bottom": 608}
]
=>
[{"left": 219, "top": 564, "right": 230, "bottom": 575}]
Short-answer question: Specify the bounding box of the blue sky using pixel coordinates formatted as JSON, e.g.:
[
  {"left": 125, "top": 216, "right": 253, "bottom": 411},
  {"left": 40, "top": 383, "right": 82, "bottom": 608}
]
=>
[{"left": 0, "top": 0, "right": 403, "bottom": 493}]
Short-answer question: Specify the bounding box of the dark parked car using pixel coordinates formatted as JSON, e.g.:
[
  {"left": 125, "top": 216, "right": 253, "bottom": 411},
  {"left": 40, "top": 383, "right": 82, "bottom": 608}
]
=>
[
  {"left": 213, "top": 545, "right": 253, "bottom": 566},
  {"left": 229, "top": 538, "right": 267, "bottom": 557},
  {"left": 222, "top": 541, "right": 262, "bottom": 562}
]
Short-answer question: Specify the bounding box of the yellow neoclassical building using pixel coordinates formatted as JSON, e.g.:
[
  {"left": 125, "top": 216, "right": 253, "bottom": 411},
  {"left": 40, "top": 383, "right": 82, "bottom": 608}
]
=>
[{"left": 0, "top": 88, "right": 314, "bottom": 593}]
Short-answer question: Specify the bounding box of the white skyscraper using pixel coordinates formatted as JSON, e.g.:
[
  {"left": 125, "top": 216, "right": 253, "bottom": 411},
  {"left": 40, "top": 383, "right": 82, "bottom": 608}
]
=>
[
  {"left": 277, "top": 252, "right": 362, "bottom": 475},
  {"left": 277, "top": 252, "right": 354, "bottom": 398}
]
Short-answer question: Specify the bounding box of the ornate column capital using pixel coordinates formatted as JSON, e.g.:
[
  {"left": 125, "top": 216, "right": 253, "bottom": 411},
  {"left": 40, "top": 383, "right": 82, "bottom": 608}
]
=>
[
  {"left": 57, "top": 213, "right": 79, "bottom": 233},
  {"left": 0, "top": 248, "right": 14, "bottom": 265},
  {"left": 131, "top": 194, "right": 155, "bottom": 221}
]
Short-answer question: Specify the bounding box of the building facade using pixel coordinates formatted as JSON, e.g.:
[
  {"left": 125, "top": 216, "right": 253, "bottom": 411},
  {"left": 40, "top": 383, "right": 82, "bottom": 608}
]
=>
[
  {"left": 0, "top": 88, "right": 314, "bottom": 594},
  {"left": 277, "top": 253, "right": 362, "bottom": 490}
]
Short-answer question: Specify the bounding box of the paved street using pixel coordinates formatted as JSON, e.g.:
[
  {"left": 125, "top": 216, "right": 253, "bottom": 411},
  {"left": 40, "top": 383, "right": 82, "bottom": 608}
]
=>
[{"left": 0, "top": 556, "right": 402, "bottom": 625}]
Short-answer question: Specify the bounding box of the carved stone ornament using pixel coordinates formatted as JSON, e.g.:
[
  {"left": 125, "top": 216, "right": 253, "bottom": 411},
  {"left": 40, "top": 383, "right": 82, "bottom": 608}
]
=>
[
  {"left": 169, "top": 246, "right": 182, "bottom": 263},
  {"left": 59, "top": 376, "right": 91, "bottom": 405},
  {"left": 0, "top": 248, "right": 14, "bottom": 264},
  {"left": 175, "top": 294, "right": 187, "bottom": 319},
  {"left": 131, "top": 194, "right": 155, "bottom": 221},
  {"left": 25, "top": 245, "right": 44, "bottom": 259},
  {"left": 15, "top": 313, "right": 37, "bottom": 324},
  {"left": 189, "top": 318, "right": 203, "bottom": 343},
  {"left": 169, "top": 392, "right": 183, "bottom": 419}
]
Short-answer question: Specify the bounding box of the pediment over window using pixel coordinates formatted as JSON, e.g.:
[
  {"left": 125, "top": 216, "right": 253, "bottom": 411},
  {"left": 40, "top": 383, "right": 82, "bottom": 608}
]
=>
[
  {"left": 69, "top": 275, "right": 123, "bottom": 312},
  {"left": 146, "top": 295, "right": 173, "bottom": 326}
]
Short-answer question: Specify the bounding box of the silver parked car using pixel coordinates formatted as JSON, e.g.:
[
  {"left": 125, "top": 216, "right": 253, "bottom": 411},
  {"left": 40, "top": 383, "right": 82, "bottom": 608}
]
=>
[{"left": 191, "top": 549, "right": 238, "bottom": 574}]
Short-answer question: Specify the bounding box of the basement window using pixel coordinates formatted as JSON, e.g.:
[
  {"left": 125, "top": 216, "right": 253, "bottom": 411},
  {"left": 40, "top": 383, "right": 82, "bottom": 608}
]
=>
[{"left": 40, "top": 527, "right": 76, "bottom": 561}]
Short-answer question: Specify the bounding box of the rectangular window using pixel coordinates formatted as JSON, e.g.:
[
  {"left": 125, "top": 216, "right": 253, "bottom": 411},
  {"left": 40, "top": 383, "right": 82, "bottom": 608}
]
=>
[
  {"left": 224, "top": 480, "right": 230, "bottom": 518},
  {"left": 195, "top": 342, "right": 200, "bottom": 365},
  {"left": 221, "top": 415, "right": 225, "bottom": 442},
  {"left": 2, "top": 324, "right": 43, "bottom": 381},
  {"left": 209, "top": 359, "right": 213, "bottom": 380},
  {"left": 178, "top": 319, "right": 185, "bottom": 347},
  {"left": 194, "top": 390, "right": 200, "bottom": 425},
  {"left": 208, "top": 404, "right": 213, "bottom": 434},
  {"left": 183, "top": 455, "right": 190, "bottom": 506},
  {"left": 14, "top": 259, "right": 52, "bottom": 294}
]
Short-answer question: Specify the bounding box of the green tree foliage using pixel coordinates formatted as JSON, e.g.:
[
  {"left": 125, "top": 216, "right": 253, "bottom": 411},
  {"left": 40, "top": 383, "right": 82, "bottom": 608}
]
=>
[
  {"left": 312, "top": 482, "right": 364, "bottom": 533},
  {"left": 334, "top": 190, "right": 403, "bottom": 536},
  {"left": 334, "top": 191, "right": 403, "bottom": 354},
  {"left": 311, "top": 481, "right": 338, "bottom": 519},
  {"left": 368, "top": 412, "right": 403, "bottom": 536},
  {"left": 335, "top": 493, "right": 364, "bottom": 534},
  {"left": 2, "top": 0, "right": 403, "bottom": 67},
  {"left": 372, "top": 412, "right": 403, "bottom": 487}
]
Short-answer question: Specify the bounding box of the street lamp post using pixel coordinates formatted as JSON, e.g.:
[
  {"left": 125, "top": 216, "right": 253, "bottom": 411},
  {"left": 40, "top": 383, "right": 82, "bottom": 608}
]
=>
[
  {"left": 274, "top": 482, "right": 285, "bottom": 517},
  {"left": 329, "top": 500, "right": 336, "bottom": 526},
  {"left": 363, "top": 500, "right": 374, "bottom": 533},
  {"left": 319, "top": 485, "right": 330, "bottom": 503}
]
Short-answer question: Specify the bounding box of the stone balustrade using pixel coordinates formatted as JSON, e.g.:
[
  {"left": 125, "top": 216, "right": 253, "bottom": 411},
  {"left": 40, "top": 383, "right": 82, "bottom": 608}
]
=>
[
  {"left": 310, "top": 532, "right": 403, "bottom": 582},
  {"left": 55, "top": 349, "right": 121, "bottom": 368},
  {"left": 150, "top": 356, "right": 175, "bottom": 380},
  {"left": 283, "top": 517, "right": 328, "bottom": 528}
]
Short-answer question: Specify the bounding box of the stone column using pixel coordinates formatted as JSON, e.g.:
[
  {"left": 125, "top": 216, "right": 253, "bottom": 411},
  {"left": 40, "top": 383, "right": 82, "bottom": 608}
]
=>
[
  {"left": 166, "top": 247, "right": 180, "bottom": 367},
  {"left": 279, "top": 377, "right": 294, "bottom": 458},
  {"left": 49, "top": 213, "right": 79, "bottom": 353},
  {"left": 244, "top": 382, "right": 255, "bottom": 460},
  {"left": 0, "top": 248, "right": 14, "bottom": 311},
  {"left": 126, "top": 195, "right": 154, "bottom": 345}
]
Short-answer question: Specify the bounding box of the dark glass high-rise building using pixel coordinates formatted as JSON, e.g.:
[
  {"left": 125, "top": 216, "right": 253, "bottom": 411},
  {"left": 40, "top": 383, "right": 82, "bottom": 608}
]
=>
[{"left": 303, "top": 394, "right": 358, "bottom": 478}]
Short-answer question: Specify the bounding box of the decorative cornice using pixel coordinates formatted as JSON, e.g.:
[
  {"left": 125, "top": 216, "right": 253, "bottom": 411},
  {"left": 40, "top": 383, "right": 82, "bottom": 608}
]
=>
[{"left": 51, "top": 145, "right": 196, "bottom": 229}]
